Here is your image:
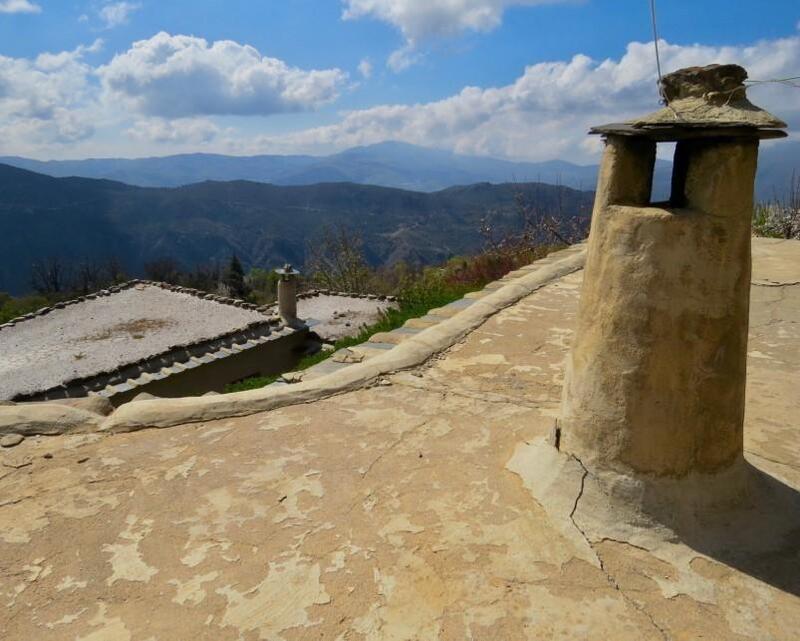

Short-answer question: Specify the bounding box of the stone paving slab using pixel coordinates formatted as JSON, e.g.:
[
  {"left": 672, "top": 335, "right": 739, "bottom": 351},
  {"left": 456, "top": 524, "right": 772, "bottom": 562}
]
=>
[
  {"left": 298, "top": 358, "right": 349, "bottom": 379},
  {"left": 426, "top": 298, "right": 475, "bottom": 318},
  {"left": 358, "top": 341, "right": 395, "bottom": 350},
  {"left": 402, "top": 317, "right": 439, "bottom": 329},
  {"left": 349, "top": 343, "right": 395, "bottom": 359}
]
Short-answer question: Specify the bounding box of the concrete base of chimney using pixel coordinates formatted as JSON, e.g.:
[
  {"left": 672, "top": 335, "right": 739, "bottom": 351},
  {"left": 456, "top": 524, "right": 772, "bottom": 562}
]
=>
[{"left": 507, "top": 437, "right": 800, "bottom": 579}]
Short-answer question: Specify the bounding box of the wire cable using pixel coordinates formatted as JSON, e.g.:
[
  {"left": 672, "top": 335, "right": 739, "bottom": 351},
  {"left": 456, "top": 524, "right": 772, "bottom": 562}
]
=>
[
  {"left": 649, "top": 0, "right": 666, "bottom": 102},
  {"left": 745, "top": 76, "right": 800, "bottom": 89}
]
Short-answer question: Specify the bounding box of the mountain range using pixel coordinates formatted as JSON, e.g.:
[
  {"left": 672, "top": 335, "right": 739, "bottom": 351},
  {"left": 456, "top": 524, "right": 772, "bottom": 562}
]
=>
[
  {"left": 3, "top": 140, "right": 798, "bottom": 199},
  {"left": 3, "top": 139, "right": 795, "bottom": 295},
  {"left": 1, "top": 142, "right": 601, "bottom": 192},
  {"left": 0, "top": 163, "right": 594, "bottom": 295}
]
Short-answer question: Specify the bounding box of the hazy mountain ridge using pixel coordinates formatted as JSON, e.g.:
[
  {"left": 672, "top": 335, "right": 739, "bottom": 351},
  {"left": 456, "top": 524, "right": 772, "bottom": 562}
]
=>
[
  {"left": 0, "top": 163, "right": 594, "bottom": 295},
  {"left": 4, "top": 140, "right": 798, "bottom": 199},
  {"left": 0, "top": 141, "right": 625, "bottom": 193}
]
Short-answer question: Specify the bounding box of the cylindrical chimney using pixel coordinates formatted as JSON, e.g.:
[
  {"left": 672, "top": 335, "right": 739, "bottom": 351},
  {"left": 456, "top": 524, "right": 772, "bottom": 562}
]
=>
[
  {"left": 559, "top": 64, "right": 787, "bottom": 479},
  {"left": 275, "top": 263, "right": 300, "bottom": 326}
]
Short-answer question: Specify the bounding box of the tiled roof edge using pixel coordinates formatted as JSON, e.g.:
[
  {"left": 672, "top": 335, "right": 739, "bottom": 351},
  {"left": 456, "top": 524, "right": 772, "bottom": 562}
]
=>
[{"left": 11, "top": 318, "right": 304, "bottom": 402}]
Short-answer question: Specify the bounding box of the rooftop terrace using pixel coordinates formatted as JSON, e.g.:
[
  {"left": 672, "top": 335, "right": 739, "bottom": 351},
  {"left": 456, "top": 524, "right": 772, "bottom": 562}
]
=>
[
  {"left": 0, "top": 238, "right": 797, "bottom": 640},
  {"left": 0, "top": 282, "right": 398, "bottom": 402},
  {"left": 297, "top": 292, "right": 396, "bottom": 341},
  {"left": 0, "top": 282, "right": 271, "bottom": 401}
]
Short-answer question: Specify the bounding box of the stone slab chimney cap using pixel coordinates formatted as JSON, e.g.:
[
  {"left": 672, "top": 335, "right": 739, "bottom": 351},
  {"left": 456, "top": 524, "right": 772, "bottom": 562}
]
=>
[
  {"left": 590, "top": 64, "right": 787, "bottom": 141},
  {"left": 275, "top": 263, "right": 300, "bottom": 277}
]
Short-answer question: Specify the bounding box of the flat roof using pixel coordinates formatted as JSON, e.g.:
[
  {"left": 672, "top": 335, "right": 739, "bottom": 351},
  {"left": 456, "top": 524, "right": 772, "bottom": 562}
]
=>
[
  {"left": 298, "top": 293, "right": 396, "bottom": 341},
  {"left": 0, "top": 283, "right": 268, "bottom": 400}
]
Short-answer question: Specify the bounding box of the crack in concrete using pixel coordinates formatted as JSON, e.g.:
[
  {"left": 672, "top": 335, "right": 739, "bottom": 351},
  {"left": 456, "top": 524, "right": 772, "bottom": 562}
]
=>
[
  {"left": 341, "top": 418, "right": 435, "bottom": 519},
  {"left": 597, "top": 537, "right": 654, "bottom": 554},
  {"left": 752, "top": 281, "right": 800, "bottom": 288},
  {"left": 566, "top": 455, "right": 672, "bottom": 641},
  {"left": 392, "top": 377, "right": 557, "bottom": 410},
  {"left": 360, "top": 418, "right": 431, "bottom": 481}
]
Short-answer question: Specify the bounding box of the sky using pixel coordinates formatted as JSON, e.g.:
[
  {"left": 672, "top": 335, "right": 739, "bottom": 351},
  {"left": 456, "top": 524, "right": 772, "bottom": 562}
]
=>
[{"left": 0, "top": 0, "right": 798, "bottom": 162}]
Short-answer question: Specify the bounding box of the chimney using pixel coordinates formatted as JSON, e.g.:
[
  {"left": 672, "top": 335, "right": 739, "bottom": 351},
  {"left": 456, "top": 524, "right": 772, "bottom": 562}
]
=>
[
  {"left": 275, "top": 263, "right": 301, "bottom": 326},
  {"left": 559, "top": 64, "right": 787, "bottom": 479}
]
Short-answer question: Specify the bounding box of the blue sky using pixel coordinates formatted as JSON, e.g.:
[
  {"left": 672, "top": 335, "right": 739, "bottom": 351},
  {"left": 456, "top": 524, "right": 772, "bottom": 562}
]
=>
[{"left": 0, "top": 0, "right": 798, "bottom": 161}]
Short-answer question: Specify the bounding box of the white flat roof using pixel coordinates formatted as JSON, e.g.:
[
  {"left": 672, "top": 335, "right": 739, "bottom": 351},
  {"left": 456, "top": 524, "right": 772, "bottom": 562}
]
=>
[
  {"left": 298, "top": 294, "right": 396, "bottom": 341},
  {"left": 0, "top": 283, "right": 266, "bottom": 400}
]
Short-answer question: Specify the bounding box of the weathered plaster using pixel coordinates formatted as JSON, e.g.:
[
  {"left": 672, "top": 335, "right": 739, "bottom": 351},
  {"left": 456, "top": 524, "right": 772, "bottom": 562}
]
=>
[{"left": 1, "top": 239, "right": 797, "bottom": 640}]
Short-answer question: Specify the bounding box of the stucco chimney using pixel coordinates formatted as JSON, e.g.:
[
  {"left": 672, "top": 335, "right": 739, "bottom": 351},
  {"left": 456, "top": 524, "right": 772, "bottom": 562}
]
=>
[
  {"left": 559, "top": 64, "right": 787, "bottom": 479},
  {"left": 275, "top": 263, "right": 301, "bottom": 326}
]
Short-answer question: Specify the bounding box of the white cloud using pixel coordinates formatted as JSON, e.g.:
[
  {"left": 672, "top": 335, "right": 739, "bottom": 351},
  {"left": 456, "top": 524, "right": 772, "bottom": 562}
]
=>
[
  {"left": 357, "top": 58, "right": 373, "bottom": 79},
  {"left": 0, "top": 42, "right": 98, "bottom": 146},
  {"left": 342, "top": 0, "right": 574, "bottom": 70},
  {"left": 97, "top": 32, "right": 348, "bottom": 118},
  {"left": 98, "top": 1, "right": 141, "bottom": 28},
  {"left": 127, "top": 117, "right": 221, "bottom": 144},
  {"left": 343, "top": 0, "right": 563, "bottom": 41},
  {"left": 1, "top": 31, "right": 798, "bottom": 163},
  {"left": 0, "top": 33, "right": 346, "bottom": 155},
  {"left": 0, "top": 0, "right": 41, "bottom": 14},
  {"left": 264, "top": 36, "right": 800, "bottom": 162},
  {"left": 386, "top": 46, "right": 421, "bottom": 72}
]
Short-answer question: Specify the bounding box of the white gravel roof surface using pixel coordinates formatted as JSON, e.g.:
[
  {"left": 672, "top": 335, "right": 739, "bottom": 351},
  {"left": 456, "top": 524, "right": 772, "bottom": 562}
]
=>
[
  {"left": 0, "top": 284, "right": 266, "bottom": 400},
  {"left": 298, "top": 295, "right": 396, "bottom": 342}
]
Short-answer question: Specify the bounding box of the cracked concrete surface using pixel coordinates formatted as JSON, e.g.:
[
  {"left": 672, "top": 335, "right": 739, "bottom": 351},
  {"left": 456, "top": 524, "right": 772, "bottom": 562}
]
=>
[{"left": 0, "top": 238, "right": 798, "bottom": 640}]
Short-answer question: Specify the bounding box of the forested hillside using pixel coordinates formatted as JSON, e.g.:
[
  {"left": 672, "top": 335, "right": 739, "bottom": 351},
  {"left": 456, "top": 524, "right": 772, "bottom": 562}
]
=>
[{"left": 0, "top": 163, "right": 593, "bottom": 295}]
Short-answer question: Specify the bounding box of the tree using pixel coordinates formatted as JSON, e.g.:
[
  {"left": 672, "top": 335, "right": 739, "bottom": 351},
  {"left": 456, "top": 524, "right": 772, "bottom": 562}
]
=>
[
  {"left": 184, "top": 261, "right": 221, "bottom": 293},
  {"left": 102, "top": 256, "right": 127, "bottom": 285},
  {"left": 30, "top": 257, "right": 69, "bottom": 296},
  {"left": 144, "top": 257, "right": 182, "bottom": 284},
  {"left": 74, "top": 259, "right": 105, "bottom": 295},
  {"left": 246, "top": 267, "right": 279, "bottom": 305},
  {"left": 306, "top": 224, "right": 371, "bottom": 293},
  {"left": 222, "top": 254, "right": 249, "bottom": 299},
  {"left": 480, "top": 182, "right": 590, "bottom": 261}
]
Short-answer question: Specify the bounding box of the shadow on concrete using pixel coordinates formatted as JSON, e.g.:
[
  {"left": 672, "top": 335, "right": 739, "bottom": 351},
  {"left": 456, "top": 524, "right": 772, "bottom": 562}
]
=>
[{"left": 668, "top": 462, "right": 800, "bottom": 597}]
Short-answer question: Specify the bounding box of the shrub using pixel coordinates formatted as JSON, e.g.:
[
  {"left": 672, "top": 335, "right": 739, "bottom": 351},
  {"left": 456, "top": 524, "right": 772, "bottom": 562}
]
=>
[
  {"left": 0, "top": 293, "right": 50, "bottom": 324},
  {"left": 754, "top": 171, "right": 800, "bottom": 240}
]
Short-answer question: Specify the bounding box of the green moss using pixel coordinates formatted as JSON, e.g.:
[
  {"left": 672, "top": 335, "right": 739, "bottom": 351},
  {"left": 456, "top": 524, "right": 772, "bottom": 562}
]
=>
[{"left": 223, "top": 374, "right": 280, "bottom": 393}]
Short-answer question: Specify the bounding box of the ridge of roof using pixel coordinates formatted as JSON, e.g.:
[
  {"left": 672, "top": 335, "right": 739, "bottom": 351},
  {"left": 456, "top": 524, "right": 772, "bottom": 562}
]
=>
[{"left": 0, "top": 279, "right": 273, "bottom": 332}]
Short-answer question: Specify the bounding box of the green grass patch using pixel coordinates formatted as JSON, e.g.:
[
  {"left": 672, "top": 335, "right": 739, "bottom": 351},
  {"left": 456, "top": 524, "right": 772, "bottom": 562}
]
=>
[
  {"left": 222, "top": 245, "right": 563, "bottom": 395},
  {"left": 0, "top": 293, "right": 49, "bottom": 324},
  {"left": 223, "top": 374, "right": 281, "bottom": 393},
  {"left": 222, "top": 283, "right": 472, "bottom": 394}
]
